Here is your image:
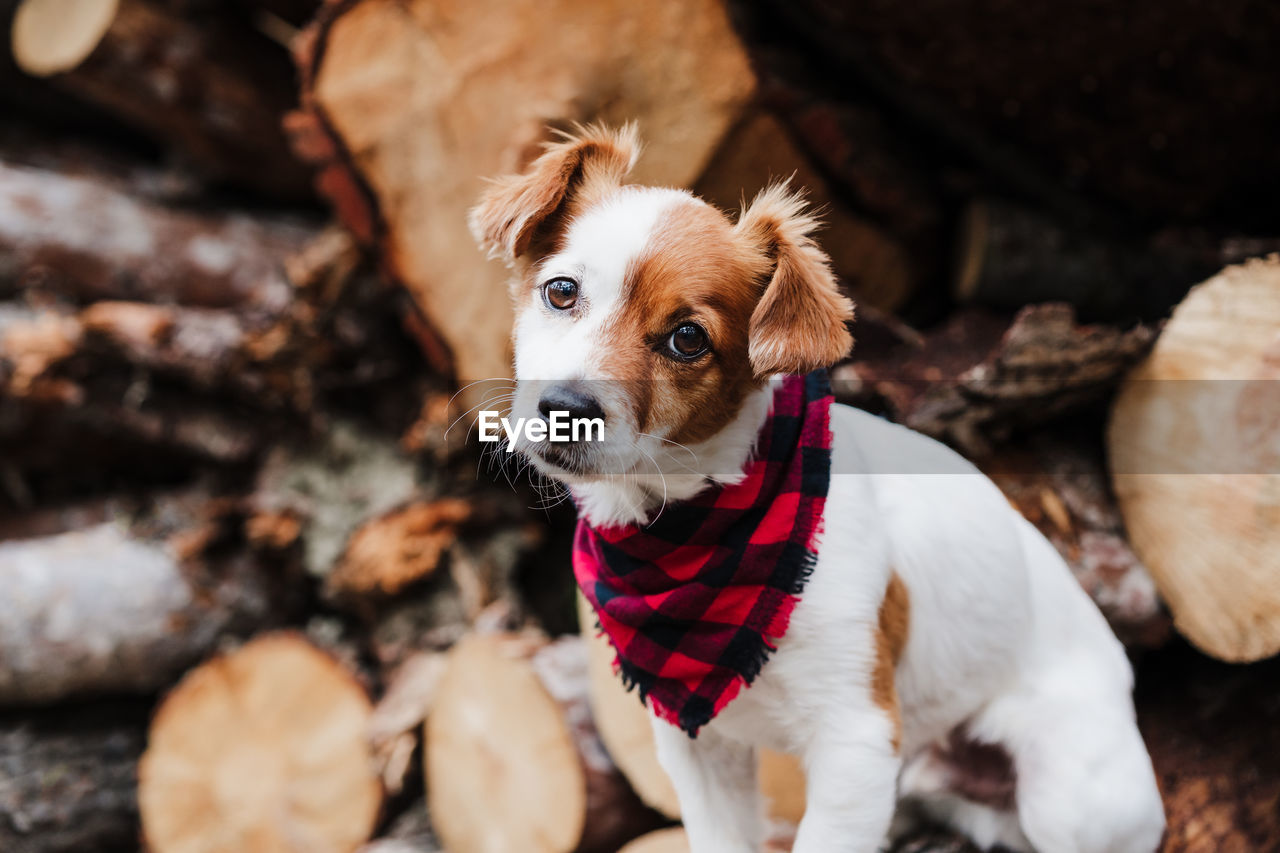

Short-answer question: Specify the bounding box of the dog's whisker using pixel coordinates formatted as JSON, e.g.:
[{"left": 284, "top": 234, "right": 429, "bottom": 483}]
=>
[{"left": 444, "top": 388, "right": 516, "bottom": 439}]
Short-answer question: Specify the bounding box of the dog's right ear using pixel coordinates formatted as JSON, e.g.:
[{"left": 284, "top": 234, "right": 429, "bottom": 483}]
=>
[{"left": 469, "top": 123, "right": 639, "bottom": 265}]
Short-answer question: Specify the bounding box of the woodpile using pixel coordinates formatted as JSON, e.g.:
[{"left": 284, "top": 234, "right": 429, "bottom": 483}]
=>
[
  {"left": 9, "top": 0, "right": 311, "bottom": 197},
  {"left": 1, "top": 0, "right": 1278, "bottom": 851}
]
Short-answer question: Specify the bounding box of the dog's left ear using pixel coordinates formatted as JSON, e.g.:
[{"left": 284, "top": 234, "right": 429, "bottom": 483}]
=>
[
  {"left": 469, "top": 123, "right": 639, "bottom": 265},
  {"left": 736, "top": 183, "right": 854, "bottom": 377}
]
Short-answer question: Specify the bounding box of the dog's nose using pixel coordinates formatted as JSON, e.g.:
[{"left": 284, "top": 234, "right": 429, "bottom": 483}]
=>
[{"left": 538, "top": 384, "right": 606, "bottom": 426}]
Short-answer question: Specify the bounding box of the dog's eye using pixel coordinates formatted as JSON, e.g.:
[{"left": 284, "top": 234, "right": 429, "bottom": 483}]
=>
[
  {"left": 543, "top": 278, "right": 579, "bottom": 311},
  {"left": 667, "top": 324, "right": 709, "bottom": 360}
]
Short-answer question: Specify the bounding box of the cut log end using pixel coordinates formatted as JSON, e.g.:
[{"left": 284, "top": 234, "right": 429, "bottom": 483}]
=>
[
  {"left": 426, "top": 633, "right": 587, "bottom": 853},
  {"left": 139, "top": 633, "right": 383, "bottom": 853},
  {"left": 11, "top": 0, "right": 120, "bottom": 77},
  {"left": 1109, "top": 256, "right": 1280, "bottom": 662}
]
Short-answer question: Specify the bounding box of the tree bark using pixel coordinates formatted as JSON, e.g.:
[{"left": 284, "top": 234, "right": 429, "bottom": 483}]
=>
[
  {"left": 834, "top": 303, "right": 1155, "bottom": 457},
  {"left": 0, "top": 489, "right": 300, "bottom": 704},
  {"left": 9, "top": 0, "right": 312, "bottom": 198},
  {"left": 0, "top": 701, "right": 147, "bottom": 853},
  {"left": 0, "top": 160, "right": 311, "bottom": 309}
]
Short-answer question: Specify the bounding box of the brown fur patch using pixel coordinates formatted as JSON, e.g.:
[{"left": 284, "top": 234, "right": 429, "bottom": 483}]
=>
[
  {"left": 736, "top": 184, "right": 855, "bottom": 376},
  {"left": 874, "top": 572, "right": 910, "bottom": 750},
  {"left": 469, "top": 124, "right": 637, "bottom": 268},
  {"left": 598, "top": 198, "right": 772, "bottom": 446}
]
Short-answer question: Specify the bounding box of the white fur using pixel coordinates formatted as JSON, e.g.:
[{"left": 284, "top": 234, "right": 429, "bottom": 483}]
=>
[{"left": 506, "top": 190, "right": 1166, "bottom": 853}]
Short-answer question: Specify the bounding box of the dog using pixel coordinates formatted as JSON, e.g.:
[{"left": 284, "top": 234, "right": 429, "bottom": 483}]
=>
[{"left": 469, "top": 124, "right": 1165, "bottom": 853}]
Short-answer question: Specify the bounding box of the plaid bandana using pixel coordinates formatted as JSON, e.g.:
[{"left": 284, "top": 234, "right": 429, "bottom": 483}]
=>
[{"left": 573, "top": 371, "right": 834, "bottom": 736}]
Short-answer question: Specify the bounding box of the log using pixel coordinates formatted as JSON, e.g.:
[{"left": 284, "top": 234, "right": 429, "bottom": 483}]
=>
[
  {"left": 326, "top": 498, "right": 472, "bottom": 600},
  {"left": 0, "top": 490, "right": 298, "bottom": 705},
  {"left": 0, "top": 701, "right": 147, "bottom": 853},
  {"left": 577, "top": 595, "right": 808, "bottom": 826},
  {"left": 292, "top": 0, "right": 906, "bottom": 383},
  {"left": 367, "top": 650, "right": 446, "bottom": 795},
  {"left": 834, "top": 303, "right": 1155, "bottom": 457},
  {"left": 9, "top": 0, "right": 312, "bottom": 197},
  {"left": 576, "top": 593, "right": 680, "bottom": 819},
  {"left": 139, "top": 632, "right": 384, "bottom": 853},
  {"left": 1109, "top": 256, "right": 1280, "bottom": 662},
  {"left": 251, "top": 420, "right": 421, "bottom": 578},
  {"left": 0, "top": 160, "right": 310, "bottom": 309},
  {"left": 425, "top": 633, "right": 663, "bottom": 853}
]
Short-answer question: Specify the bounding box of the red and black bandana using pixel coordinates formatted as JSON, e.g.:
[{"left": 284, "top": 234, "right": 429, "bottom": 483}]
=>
[{"left": 573, "top": 371, "right": 834, "bottom": 737}]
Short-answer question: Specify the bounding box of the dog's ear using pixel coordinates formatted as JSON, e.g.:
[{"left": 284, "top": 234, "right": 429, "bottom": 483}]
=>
[
  {"left": 736, "top": 183, "right": 854, "bottom": 377},
  {"left": 469, "top": 123, "right": 639, "bottom": 265}
]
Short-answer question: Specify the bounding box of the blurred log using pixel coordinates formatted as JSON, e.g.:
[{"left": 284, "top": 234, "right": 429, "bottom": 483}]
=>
[
  {"left": 577, "top": 595, "right": 808, "bottom": 826},
  {"left": 0, "top": 160, "right": 310, "bottom": 309},
  {"left": 0, "top": 702, "right": 146, "bottom": 853},
  {"left": 326, "top": 498, "right": 472, "bottom": 599},
  {"left": 0, "top": 489, "right": 298, "bottom": 704},
  {"left": 576, "top": 593, "right": 680, "bottom": 819},
  {"left": 620, "top": 829, "right": 689, "bottom": 853},
  {"left": 367, "top": 650, "right": 446, "bottom": 794},
  {"left": 976, "top": 435, "right": 1169, "bottom": 648},
  {"left": 1109, "top": 257, "right": 1280, "bottom": 662},
  {"left": 834, "top": 303, "right": 1154, "bottom": 456},
  {"left": 250, "top": 421, "right": 421, "bottom": 578},
  {"left": 953, "top": 199, "right": 1280, "bottom": 322},
  {"left": 292, "top": 0, "right": 909, "bottom": 383},
  {"left": 9, "top": 0, "right": 311, "bottom": 198},
  {"left": 139, "top": 632, "right": 383, "bottom": 853},
  {"left": 1137, "top": 644, "right": 1280, "bottom": 851},
  {"left": 0, "top": 199, "right": 426, "bottom": 495},
  {"left": 426, "top": 633, "right": 663, "bottom": 853}
]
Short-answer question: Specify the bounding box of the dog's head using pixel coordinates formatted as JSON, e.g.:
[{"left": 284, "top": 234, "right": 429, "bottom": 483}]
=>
[{"left": 470, "top": 124, "right": 852, "bottom": 484}]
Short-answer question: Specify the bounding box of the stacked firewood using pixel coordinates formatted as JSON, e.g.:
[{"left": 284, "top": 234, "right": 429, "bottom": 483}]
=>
[{"left": 2, "top": 1, "right": 1278, "bottom": 852}]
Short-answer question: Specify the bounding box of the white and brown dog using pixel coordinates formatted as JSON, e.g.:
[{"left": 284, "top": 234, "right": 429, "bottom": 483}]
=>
[{"left": 470, "top": 125, "right": 1165, "bottom": 853}]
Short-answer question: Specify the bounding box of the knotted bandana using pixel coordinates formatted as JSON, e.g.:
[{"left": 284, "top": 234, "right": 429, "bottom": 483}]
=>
[{"left": 574, "top": 371, "right": 834, "bottom": 736}]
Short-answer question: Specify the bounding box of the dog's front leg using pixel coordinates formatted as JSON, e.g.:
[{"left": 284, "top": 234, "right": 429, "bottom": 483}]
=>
[
  {"left": 792, "top": 712, "right": 900, "bottom": 853},
  {"left": 651, "top": 718, "right": 761, "bottom": 853}
]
